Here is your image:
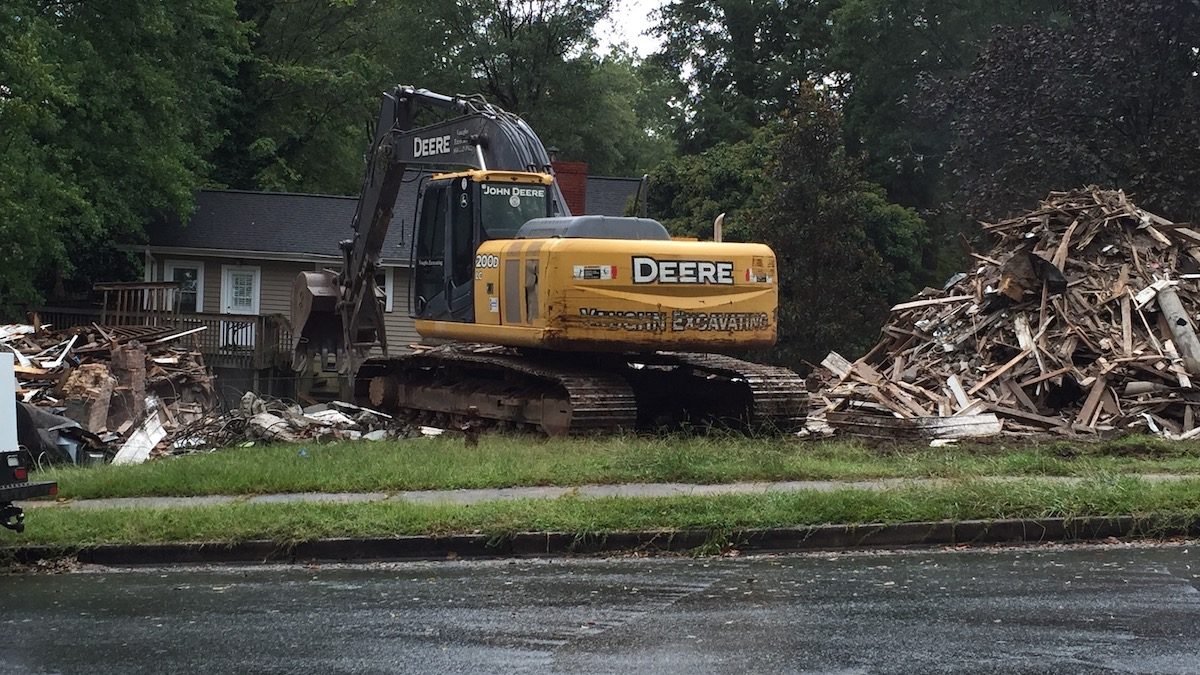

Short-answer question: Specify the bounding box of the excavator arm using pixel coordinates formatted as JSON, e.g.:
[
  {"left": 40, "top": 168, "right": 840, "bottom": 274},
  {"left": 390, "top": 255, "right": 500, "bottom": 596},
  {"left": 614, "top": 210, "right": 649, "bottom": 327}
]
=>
[{"left": 291, "top": 86, "right": 567, "bottom": 383}]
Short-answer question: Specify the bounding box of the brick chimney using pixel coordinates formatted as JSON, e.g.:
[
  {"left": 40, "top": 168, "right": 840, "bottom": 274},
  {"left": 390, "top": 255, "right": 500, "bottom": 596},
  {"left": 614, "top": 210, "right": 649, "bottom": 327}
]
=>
[{"left": 552, "top": 161, "right": 588, "bottom": 215}]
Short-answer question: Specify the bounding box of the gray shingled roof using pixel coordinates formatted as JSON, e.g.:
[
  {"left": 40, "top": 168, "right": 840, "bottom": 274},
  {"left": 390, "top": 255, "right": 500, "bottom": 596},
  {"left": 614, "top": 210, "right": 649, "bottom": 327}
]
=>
[
  {"left": 147, "top": 174, "right": 641, "bottom": 264},
  {"left": 586, "top": 176, "right": 642, "bottom": 217}
]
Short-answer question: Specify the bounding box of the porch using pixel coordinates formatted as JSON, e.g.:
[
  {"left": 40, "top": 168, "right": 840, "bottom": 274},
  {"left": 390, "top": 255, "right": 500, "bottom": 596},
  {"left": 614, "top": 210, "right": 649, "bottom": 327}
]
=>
[{"left": 37, "top": 282, "right": 291, "bottom": 371}]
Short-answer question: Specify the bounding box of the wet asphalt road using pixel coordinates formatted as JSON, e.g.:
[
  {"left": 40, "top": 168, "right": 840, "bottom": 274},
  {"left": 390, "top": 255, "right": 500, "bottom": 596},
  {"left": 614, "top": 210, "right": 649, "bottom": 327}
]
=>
[{"left": 1, "top": 544, "right": 1199, "bottom": 674}]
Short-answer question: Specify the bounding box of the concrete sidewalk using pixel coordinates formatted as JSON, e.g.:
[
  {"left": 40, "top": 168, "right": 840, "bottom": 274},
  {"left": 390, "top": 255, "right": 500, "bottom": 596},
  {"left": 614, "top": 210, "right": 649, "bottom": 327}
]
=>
[{"left": 20, "top": 473, "right": 1192, "bottom": 511}]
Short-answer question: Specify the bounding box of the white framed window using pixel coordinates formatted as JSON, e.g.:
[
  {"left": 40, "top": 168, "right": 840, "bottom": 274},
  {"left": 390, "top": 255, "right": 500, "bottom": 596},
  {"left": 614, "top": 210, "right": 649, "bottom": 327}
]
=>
[
  {"left": 164, "top": 260, "right": 205, "bottom": 313},
  {"left": 376, "top": 266, "right": 395, "bottom": 313}
]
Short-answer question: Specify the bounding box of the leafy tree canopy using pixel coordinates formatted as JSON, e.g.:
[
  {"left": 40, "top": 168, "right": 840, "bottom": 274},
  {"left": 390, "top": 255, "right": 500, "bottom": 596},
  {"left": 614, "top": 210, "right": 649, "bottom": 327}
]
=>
[
  {"left": 940, "top": 0, "right": 1200, "bottom": 223},
  {"left": 648, "top": 87, "right": 928, "bottom": 367},
  {"left": 0, "top": 0, "right": 245, "bottom": 315},
  {"left": 827, "top": 0, "right": 1060, "bottom": 210},
  {"left": 648, "top": 0, "right": 831, "bottom": 153}
]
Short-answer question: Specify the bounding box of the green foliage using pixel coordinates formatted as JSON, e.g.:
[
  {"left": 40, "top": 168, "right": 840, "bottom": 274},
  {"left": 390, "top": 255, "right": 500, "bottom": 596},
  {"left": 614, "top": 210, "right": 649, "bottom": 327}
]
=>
[
  {"left": 828, "top": 0, "right": 1059, "bottom": 209},
  {"left": 0, "top": 0, "right": 245, "bottom": 317},
  {"left": 747, "top": 91, "right": 926, "bottom": 366},
  {"left": 648, "top": 88, "right": 927, "bottom": 366},
  {"left": 211, "top": 0, "right": 411, "bottom": 193},
  {"left": 649, "top": 0, "right": 831, "bottom": 152},
  {"left": 645, "top": 133, "right": 772, "bottom": 239},
  {"left": 213, "top": 0, "right": 668, "bottom": 191},
  {"left": 441, "top": 0, "right": 669, "bottom": 175},
  {"left": 941, "top": 0, "right": 1200, "bottom": 223}
]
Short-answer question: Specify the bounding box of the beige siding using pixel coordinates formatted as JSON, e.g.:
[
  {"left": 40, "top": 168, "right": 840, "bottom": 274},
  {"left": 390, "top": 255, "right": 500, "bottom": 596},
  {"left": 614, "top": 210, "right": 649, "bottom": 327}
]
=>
[
  {"left": 383, "top": 268, "right": 421, "bottom": 350},
  {"left": 150, "top": 254, "right": 418, "bottom": 353}
]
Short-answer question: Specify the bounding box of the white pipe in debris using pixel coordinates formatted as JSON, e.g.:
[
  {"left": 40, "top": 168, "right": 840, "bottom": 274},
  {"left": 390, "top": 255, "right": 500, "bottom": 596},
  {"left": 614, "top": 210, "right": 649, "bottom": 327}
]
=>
[{"left": 714, "top": 212, "right": 725, "bottom": 242}]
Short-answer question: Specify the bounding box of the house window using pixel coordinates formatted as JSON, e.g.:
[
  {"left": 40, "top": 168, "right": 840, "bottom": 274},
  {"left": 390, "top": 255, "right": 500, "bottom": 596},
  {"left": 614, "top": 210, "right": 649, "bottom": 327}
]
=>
[
  {"left": 376, "top": 267, "right": 395, "bottom": 313},
  {"left": 163, "top": 260, "right": 204, "bottom": 313}
]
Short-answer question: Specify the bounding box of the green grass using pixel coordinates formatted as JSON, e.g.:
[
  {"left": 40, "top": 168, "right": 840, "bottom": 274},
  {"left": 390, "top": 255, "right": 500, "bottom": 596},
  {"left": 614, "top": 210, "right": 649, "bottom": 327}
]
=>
[
  {"left": 39, "top": 433, "right": 1200, "bottom": 500},
  {"left": 6, "top": 475, "right": 1200, "bottom": 548}
]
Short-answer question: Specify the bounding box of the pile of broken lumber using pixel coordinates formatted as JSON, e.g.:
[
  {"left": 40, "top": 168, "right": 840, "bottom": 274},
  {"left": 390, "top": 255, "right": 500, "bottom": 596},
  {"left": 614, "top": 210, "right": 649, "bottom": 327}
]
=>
[
  {"left": 813, "top": 188, "right": 1200, "bottom": 440},
  {"left": 2, "top": 322, "right": 216, "bottom": 462}
]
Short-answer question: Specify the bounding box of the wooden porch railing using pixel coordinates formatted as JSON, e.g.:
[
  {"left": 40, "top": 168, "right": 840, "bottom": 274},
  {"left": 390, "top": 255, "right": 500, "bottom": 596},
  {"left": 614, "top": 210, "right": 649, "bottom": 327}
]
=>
[{"left": 35, "top": 307, "right": 292, "bottom": 370}]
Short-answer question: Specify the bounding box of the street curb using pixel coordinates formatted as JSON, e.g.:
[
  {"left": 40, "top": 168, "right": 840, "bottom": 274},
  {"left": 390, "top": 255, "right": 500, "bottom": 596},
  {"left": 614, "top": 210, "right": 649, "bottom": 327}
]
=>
[{"left": 5, "top": 515, "right": 1199, "bottom": 566}]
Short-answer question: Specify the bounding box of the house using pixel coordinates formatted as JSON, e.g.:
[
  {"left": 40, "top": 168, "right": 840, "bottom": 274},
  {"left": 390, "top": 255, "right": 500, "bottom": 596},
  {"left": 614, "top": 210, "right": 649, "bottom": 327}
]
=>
[{"left": 122, "top": 168, "right": 642, "bottom": 399}]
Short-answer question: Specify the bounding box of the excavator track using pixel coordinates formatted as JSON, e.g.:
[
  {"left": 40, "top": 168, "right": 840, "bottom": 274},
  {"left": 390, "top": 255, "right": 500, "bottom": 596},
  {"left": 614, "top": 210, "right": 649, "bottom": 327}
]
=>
[
  {"left": 359, "top": 347, "right": 638, "bottom": 435},
  {"left": 357, "top": 345, "right": 806, "bottom": 436},
  {"left": 652, "top": 352, "right": 810, "bottom": 431}
]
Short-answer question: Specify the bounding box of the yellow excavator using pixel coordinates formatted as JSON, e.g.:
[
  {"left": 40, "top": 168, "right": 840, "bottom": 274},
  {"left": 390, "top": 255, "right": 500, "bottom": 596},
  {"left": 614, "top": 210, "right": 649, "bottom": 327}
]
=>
[{"left": 291, "top": 86, "right": 806, "bottom": 434}]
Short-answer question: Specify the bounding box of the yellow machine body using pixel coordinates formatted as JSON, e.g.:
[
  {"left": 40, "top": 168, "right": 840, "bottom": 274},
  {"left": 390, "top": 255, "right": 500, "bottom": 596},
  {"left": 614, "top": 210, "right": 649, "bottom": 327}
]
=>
[{"left": 415, "top": 237, "right": 779, "bottom": 353}]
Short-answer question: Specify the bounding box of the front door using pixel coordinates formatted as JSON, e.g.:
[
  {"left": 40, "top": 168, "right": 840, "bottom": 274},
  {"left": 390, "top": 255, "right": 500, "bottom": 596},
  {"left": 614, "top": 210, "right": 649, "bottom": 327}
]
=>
[{"left": 220, "top": 265, "right": 260, "bottom": 350}]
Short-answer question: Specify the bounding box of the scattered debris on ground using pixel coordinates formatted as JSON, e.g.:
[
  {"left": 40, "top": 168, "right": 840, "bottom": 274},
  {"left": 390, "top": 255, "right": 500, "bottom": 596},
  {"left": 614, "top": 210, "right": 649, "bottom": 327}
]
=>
[
  {"left": 1, "top": 322, "right": 446, "bottom": 464},
  {"left": 4, "top": 323, "right": 216, "bottom": 464},
  {"left": 810, "top": 188, "right": 1200, "bottom": 441},
  {"left": 164, "top": 392, "right": 414, "bottom": 457}
]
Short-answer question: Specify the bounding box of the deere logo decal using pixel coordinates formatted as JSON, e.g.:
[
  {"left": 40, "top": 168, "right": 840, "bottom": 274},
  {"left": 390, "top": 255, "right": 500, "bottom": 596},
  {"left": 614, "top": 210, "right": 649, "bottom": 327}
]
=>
[
  {"left": 632, "top": 256, "right": 734, "bottom": 285},
  {"left": 413, "top": 135, "right": 451, "bottom": 157}
]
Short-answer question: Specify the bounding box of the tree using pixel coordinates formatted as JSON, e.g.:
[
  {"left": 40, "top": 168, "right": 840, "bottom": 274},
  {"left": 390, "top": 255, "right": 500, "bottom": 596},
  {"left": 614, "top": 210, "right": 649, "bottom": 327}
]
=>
[
  {"left": 645, "top": 133, "right": 772, "bottom": 239},
  {"left": 212, "top": 0, "right": 666, "bottom": 191},
  {"left": 0, "top": 0, "right": 245, "bottom": 317},
  {"left": 442, "top": 0, "right": 670, "bottom": 175},
  {"left": 210, "top": 0, "right": 427, "bottom": 193},
  {"left": 648, "top": 0, "right": 830, "bottom": 152},
  {"left": 647, "top": 87, "right": 927, "bottom": 367},
  {"left": 828, "top": 0, "right": 1059, "bottom": 211},
  {"left": 745, "top": 89, "right": 926, "bottom": 367},
  {"left": 942, "top": 0, "right": 1200, "bottom": 223}
]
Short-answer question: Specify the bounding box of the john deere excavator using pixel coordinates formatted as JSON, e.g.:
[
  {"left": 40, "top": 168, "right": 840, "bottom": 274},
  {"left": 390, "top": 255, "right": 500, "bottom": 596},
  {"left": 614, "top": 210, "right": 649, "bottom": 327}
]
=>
[{"left": 291, "top": 86, "right": 806, "bottom": 435}]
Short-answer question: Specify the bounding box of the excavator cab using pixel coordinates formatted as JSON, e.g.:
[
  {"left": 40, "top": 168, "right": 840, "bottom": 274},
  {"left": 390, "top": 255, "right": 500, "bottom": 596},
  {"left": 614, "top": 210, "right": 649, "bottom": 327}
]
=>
[{"left": 411, "top": 170, "right": 553, "bottom": 323}]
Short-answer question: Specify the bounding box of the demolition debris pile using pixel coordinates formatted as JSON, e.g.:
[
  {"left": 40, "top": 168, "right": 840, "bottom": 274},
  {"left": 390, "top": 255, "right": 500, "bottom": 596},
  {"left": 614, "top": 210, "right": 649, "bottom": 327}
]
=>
[
  {"left": 2, "top": 323, "right": 217, "bottom": 463},
  {"left": 168, "top": 392, "right": 410, "bottom": 457},
  {"left": 3, "top": 323, "right": 413, "bottom": 463},
  {"left": 814, "top": 188, "right": 1200, "bottom": 439}
]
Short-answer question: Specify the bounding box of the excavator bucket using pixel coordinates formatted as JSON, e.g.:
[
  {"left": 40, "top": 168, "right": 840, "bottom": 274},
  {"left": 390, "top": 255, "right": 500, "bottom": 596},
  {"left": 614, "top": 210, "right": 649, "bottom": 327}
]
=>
[{"left": 291, "top": 270, "right": 343, "bottom": 373}]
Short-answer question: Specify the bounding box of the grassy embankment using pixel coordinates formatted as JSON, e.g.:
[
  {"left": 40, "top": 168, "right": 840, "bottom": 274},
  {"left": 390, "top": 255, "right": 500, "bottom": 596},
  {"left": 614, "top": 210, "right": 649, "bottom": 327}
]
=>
[
  {"left": 40, "top": 433, "right": 1200, "bottom": 500},
  {"left": 5, "top": 475, "right": 1200, "bottom": 548}
]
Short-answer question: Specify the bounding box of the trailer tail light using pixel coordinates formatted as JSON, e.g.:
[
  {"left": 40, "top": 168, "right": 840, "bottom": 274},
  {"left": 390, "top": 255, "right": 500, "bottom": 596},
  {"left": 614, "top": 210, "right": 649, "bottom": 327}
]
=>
[{"left": 13, "top": 467, "right": 27, "bottom": 482}]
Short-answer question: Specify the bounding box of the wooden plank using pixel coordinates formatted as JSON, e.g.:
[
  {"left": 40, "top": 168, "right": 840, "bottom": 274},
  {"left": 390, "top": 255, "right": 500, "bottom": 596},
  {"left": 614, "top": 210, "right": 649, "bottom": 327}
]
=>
[
  {"left": 825, "top": 411, "right": 1002, "bottom": 440},
  {"left": 820, "top": 352, "right": 853, "bottom": 379},
  {"left": 946, "top": 374, "right": 970, "bottom": 410},
  {"left": 1121, "top": 294, "right": 1132, "bottom": 356},
  {"left": 1002, "top": 379, "right": 1039, "bottom": 412},
  {"left": 152, "top": 325, "right": 208, "bottom": 344},
  {"left": 1074, "top": 377, "right": 1107, "bottom": 427},
  {"left": 889, "top": 296, "right": 973, "bottom": 312},
  {"left": 1051, "top": 219, "right": 1078, "bottom": 268},
  {"left": 967, "top": 350, "right": 1032, "bottom": 395},
  {"left": 988, "top": 404, "right": 1070, "bottom": 429}
]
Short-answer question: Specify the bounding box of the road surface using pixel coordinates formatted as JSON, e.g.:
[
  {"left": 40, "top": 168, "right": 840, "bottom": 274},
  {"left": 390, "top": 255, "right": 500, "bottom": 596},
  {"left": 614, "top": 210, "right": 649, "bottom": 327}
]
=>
[{"left": 2, "top": 543, "right": 1198, "bottom": 673}]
